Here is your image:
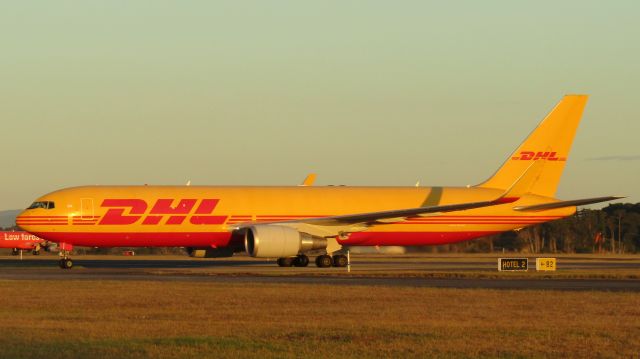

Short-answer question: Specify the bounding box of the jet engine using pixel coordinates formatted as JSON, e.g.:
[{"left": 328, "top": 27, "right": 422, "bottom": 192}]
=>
[{"left": 244, "top": 225, "right": 327, "bottom": 258}]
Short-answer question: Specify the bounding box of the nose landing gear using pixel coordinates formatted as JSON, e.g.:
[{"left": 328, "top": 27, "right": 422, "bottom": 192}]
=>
[
  {"left": 58, "top": 257, "right": 73, "bottom": 269},
  {"left": 57, "top": 244, "right": 74, "bottom": 269}
]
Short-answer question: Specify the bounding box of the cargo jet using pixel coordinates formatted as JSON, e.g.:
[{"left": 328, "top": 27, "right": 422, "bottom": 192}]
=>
[{"left": 17, "top": 95, "right": 621, "bottom": 269}]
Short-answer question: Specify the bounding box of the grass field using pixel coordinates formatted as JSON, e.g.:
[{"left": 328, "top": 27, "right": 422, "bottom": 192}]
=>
[{"left": 1, "top": 280, "right": 639, "bottom": 358}]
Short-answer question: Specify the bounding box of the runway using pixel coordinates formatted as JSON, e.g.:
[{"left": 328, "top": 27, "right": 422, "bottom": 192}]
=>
[{"left": 1, "top": 254, "right": 639, "bottom": 291}]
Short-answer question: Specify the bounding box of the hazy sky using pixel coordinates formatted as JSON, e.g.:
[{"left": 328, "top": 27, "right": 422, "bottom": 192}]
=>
[{"left": 1, "top": 1, "right": 639, "bottom": 210}]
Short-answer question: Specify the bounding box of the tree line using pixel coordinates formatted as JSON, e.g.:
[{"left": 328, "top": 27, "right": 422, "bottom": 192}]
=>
[{"left": 436, "top": 203, "right": 640, "bottom": 254}]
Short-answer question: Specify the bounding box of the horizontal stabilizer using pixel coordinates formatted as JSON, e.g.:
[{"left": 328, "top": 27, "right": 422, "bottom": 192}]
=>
[{"left": 513, "top": 196, "right": 624, "bottom": 212}]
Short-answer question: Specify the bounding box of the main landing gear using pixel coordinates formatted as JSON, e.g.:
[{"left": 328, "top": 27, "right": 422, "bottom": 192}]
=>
[
  {"left": 277, "top": 254, "right": 348, "bottom": 268},
  {"left": 277, "top": 254, "right": 310, "bottom": 267},
  {"left": 332, "top": 254, "right": 348, "bottom": 267},
  {"left": 316, "top": 254, "right": 348, "bottom": 268}
]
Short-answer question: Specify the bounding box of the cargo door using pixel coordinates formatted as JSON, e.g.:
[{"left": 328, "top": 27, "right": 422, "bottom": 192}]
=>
[{"left": 80, "top": 198, "right": 94, "bottom": 219}]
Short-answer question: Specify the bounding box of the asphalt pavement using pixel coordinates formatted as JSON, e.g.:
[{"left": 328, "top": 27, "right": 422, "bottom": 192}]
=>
[{"left": 1, "top": 254, "right": 639, "bottom": 291}]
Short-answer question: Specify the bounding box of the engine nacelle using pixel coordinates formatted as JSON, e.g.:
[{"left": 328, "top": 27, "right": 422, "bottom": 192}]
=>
[
  {"left": 244, "top": 225, "right": 327, "bottom": 258},
  {"left": 186, "top": 247, "right": 234, "bottom": 258}
]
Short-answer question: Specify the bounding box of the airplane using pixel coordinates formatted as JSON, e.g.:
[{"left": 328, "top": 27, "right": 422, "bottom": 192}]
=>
[
  {"left": 16, "top": 95, "right": 621, "bottom": 269},
  {"left": 0, "top": 231, "right": 46, "bottom": 255}
]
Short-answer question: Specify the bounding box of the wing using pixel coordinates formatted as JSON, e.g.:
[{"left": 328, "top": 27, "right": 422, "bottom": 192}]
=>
[
  {"left": 285, "top": 197, "right": 516, "bottom": 226},
  {"left": 228, "top": 161, "right": 546, "bottom": 253},
  {"left": 230, "top": 160, "right": 543, "bottom": 235}
]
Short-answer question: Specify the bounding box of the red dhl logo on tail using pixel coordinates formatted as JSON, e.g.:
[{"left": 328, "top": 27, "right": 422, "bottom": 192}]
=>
[
  {"left": 511, "top": 151, "right": 566, "bottom": 161},
  {"left": 99, "top": 199, "right": 226, "bottom": 225}
]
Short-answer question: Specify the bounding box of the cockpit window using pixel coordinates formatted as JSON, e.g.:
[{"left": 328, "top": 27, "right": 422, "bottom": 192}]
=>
[{"left": 27, "top": 201, "right": 55, "bottom": 210}]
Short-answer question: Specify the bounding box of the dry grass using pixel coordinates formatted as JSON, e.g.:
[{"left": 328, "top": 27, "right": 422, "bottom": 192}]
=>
[
  {"left": 0, "top": 280, "right": 638, "bottom": 358},
  {"left": 146, "top": 267, "right": 640, "bottom": 280}
]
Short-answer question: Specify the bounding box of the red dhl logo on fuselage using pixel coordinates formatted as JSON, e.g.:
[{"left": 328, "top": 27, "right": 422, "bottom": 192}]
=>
[
  {"left": 511, "top": 151, "right": 566, "bottom": 161},
  {"left": 99, "top": 199, "right": 226, "bottom": 225}
]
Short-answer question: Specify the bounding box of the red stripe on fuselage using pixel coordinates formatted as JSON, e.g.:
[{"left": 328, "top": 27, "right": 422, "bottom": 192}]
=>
[
  {"left": 16, "top": 222, "right": 67, "bottom": 225},
  {"left": 32, "top": 230, "right": 499, "bottom": 248},
  {"left": 257, "top": 215, "right": 326, "bottom": 218},
  {"left": 406, "top": 216, "right": 561, "bottom": 219},
  {"left": 30, "top": 232, "right": 233, "bottom": 248},
  {"left": 17, "top": 220, "right": 68, "bottom": 223}
]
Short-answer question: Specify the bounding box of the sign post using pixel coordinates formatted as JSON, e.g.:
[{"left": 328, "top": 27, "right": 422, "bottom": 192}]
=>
[
  {"left": 498, "top": 258, "right": 528, "bottom": 271},
  {"left": 536, "top": 258, "right": 557, "bottom": 271}
]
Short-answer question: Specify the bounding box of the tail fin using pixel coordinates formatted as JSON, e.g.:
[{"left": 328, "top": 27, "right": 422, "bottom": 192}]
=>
[{"left": 478, "top": 95, "right": 588, "bottom": 197}]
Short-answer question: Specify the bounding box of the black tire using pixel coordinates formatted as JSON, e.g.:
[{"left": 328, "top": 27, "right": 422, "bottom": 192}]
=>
[
  {"left": 293, "top": 255, "right": 309, "bottom": 267},
  {"left": 315, "top": 255, "right": 333, "bottom": 268},
  {"left": 333, "top": 254, "right": 348, "bottom": 267},
  {"left": 61, "top": 259, "right": 73, "bottom": 269},
  {"left": 11, "top": 249, "right": 19, "bottom": 256},
  {"left": 277, "top": 257, "right": 294, "bottom": 267},
  {"left": 58, "top": 259, "right": 66, "bottom": 269},
  {"left": 32, "top": 250, "right": 40, "bottom": 255}
]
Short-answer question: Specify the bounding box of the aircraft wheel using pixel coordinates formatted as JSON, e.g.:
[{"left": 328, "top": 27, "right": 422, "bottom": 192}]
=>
[
  {"left": 59, "top": 258, "right": 73, "bottom": 269},
  {"left": 315, "top": 255, "right": 333, "bottom": 268},
  {"left": 333, "top": 254, "right": 348, "bottom": 267},
  {"left": 277, "top": 257, "right": 294, "bottom": 267},
  {"left": 63, "top": 258, "right": 73, "bottom": 269},
  {"left": 293, "top": 254, "right": 309, "bottom": 267},
  {"left": 32, "top": 250, "right": 40, "bottom": 255},
  {"left": 11, "top": 249, "right": 19, "bottom": 256}
]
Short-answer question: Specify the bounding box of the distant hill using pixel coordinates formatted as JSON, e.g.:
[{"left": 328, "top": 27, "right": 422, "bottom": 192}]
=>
[{"left": 0, "top": 209, "right": 21, "bottom": 228}]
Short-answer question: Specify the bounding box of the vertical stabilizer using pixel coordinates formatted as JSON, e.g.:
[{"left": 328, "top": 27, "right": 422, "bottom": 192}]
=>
[{"left": 478, "top": 95, "right": 588, "bottom": 197}]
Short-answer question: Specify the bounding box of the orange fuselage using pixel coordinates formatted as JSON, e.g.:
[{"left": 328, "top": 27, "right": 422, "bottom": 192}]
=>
[{"left": 16, "top": 185, "right": 574, "bottom": 249}]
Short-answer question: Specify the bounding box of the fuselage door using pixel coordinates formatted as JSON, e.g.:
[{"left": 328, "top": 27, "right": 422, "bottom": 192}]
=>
[{"left": 80, "top": 198, "right": 94, "bottom": 220}]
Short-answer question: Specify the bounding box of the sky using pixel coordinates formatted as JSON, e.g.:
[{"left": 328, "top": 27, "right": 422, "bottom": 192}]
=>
[{"left": 1, "top": 1, "right": 639, "bottom": 210}]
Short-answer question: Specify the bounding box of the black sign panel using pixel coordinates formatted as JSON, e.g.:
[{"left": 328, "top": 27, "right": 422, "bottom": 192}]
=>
[{"left": 499, "top": 258, "right": 528, "bottom": 271}]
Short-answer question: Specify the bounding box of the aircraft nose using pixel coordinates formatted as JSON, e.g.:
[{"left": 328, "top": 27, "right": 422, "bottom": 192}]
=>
[
  {"left": 16, "top": 200, "right": 58, "bottom": 231},
  {"left": 15, "top": 210, "right": 31, "bottom": 231}
]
